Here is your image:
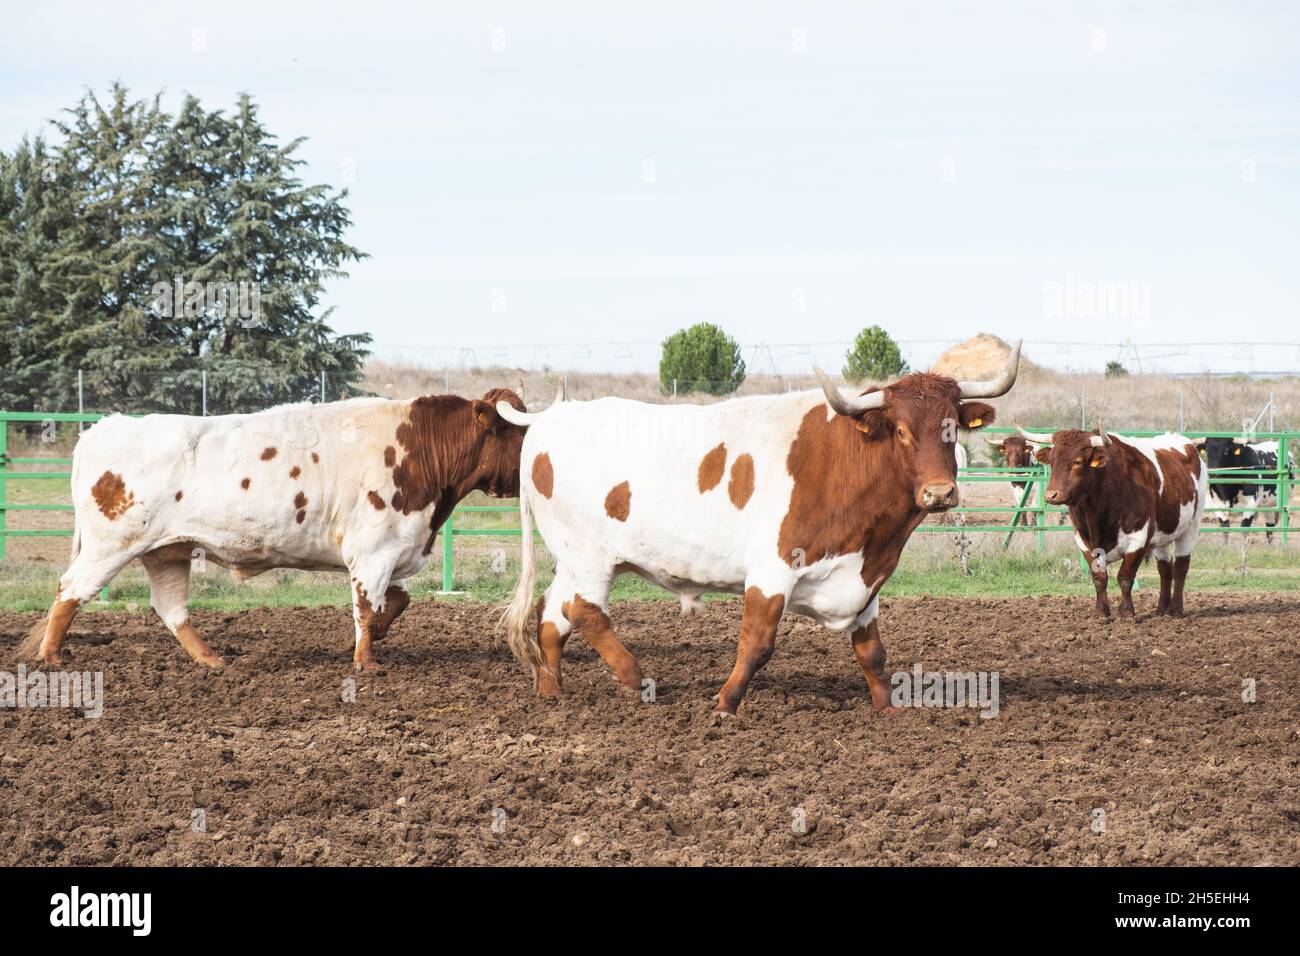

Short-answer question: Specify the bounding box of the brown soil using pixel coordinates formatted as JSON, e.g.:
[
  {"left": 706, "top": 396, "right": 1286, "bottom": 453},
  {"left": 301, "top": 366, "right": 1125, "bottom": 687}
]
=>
[{"left": 1, "top": 594, "right": 1296, "bottom": 866}]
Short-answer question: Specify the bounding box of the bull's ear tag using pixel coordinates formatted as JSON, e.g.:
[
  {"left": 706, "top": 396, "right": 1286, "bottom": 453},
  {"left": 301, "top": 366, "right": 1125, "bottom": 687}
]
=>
[
  {"left": 477, "top": 411, "right": 492, "bottom": 427},
  {"left": 855, "top": 420, "right": 870, "bottom": 434},
  {"left": 1089, "top": 458, "right": 1102, "bottom": 468},
  {"left": 968, "top": 418, "right": 982, "bottom": 428}
]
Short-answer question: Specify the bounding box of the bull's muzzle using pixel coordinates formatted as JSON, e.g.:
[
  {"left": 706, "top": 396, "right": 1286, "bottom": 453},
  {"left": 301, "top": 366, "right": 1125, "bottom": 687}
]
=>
[{"left": 918, "top": 481, "right": 958, "bottom": 512}]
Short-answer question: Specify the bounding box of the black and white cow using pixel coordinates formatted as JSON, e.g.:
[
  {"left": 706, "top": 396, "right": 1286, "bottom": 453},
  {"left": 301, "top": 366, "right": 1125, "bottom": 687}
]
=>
[{"left": 1193, "top": 437, "right": 1283, "bottom": 540}]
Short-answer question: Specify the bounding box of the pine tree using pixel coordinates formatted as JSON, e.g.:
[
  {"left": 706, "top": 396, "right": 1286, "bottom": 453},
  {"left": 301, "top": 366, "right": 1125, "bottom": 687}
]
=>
[{"left": 0, "top": 84, "right": 370, "bottom": 413}]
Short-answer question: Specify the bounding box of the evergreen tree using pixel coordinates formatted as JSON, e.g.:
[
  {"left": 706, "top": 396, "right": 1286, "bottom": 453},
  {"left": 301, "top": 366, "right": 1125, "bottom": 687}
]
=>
[{"left": 0, "top": 84, "right": 369, "bottom": 413}]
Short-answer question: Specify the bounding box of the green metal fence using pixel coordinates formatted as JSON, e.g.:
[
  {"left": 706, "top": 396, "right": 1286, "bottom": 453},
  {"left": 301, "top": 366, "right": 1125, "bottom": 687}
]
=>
[{"left": 1, "top": 413, "right": 1294, "bottom": 588}]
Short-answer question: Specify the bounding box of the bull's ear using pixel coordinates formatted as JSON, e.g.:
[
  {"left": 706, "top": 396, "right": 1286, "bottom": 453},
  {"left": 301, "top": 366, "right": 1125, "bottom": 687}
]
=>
[
  {"left": 853, "top": 409, "right": 891, "bottom": 440},
  {"left": 472, "top": 399, "right": 507, "bottom": 430},
  {"left": 1034, "top": 447, "right": 1052, "bottom": 464},
  {"left": 959, "top": 402, "right": 995, "bottom": 430}
]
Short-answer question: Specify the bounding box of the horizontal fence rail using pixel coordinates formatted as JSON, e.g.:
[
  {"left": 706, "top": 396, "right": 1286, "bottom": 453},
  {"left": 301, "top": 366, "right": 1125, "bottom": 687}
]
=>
[{"left": 1, "top": 413, "right": 1294, "bottom": 588}]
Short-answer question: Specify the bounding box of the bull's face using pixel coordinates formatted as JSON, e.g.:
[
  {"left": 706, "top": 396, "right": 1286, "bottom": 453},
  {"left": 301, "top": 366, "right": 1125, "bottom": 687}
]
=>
[
  {"left": 854, "top": 378, "right": 995, "bottom": 512},
  {"left": 996, "top": 435, "right": 1035, "bottom": 470},
  {"left": 471, "top": 388, "right": 528, "bottom": 498},
  {"left": 1034, "top": 429, "right": 1109, "bottom": 506},
  {"left": 1199, "top": 437, "right": 1245, "bottom": 470},
  {"left": 814, "top": 343, "right": 1022, "bottom": 515}
]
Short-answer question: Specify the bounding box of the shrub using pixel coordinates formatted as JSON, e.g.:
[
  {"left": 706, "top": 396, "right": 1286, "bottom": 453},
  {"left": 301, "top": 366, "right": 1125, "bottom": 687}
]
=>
[
  {"left": 843, "top": 326, "right": 908, "bottom": 383},
  {"left": 659, "top": 323, "right": 746, "bottom": 395}
]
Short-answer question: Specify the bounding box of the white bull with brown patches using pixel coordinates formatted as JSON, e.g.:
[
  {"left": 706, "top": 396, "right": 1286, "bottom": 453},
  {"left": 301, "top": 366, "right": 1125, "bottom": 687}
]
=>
[
  {"left": 21, "top": 390, "right": 527, "bottom": 670},
  {"left": 499, "top": 344, "right": 1021, "bottom": 715}
]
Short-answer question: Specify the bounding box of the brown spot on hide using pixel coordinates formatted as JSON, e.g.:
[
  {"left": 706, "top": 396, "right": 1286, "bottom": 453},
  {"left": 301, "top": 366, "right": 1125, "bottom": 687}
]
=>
[
  {"left": 532, "top": 453, "right": 554, "bottom": 499},
  {"left": 367, "top": 491, "right": 386, "bottom": 511},
  {"left": 289, "top": 466, "right": 301, "bottom": 479},
  {"left": 698, "top": 443, "right": 727, "bottom": 493},
  {"left": 604, "top": 481, "right": 631, "bottom": 521},
  {"left": 728, "top": 454, "right": 755, "bottom": 509},
  {"left": 91, "top": 471, "right": 135, "bottom": 520},
  {"left": 384, "top": 446, "right": 397, "bottom": 467},
  {"left": 261, "top": 447, "right": 277, "bottom": 461},
  {"left": 294, "top": 491, "right": 308, "bottom": 509},
  {"left": 240, "top": 478, "right": 251, "bottom": 490},
  {"left": 174, "top": 491, "right": 183, "bottom": 501},
  {"left": 296, "top": 510, "right": 306, "bottom": 524}
]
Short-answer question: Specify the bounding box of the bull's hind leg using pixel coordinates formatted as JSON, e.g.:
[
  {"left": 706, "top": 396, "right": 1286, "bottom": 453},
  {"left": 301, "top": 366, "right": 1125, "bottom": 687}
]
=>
[
  {"left": 141, "top": 549, "right": 224, "bottom": 668},
  {"left": 533, "top": 594, "right": 570, "bottom": 697},
  {"left": 1169, "top": 555, "right": 1191, "bottom": 617},
  {"left": 559, "top": 571, "right": 643, "bottom": 695},
  {"left": 714, "top": 583, "right": 788, "bottom": 715},
  {"left": 849, "top": 599, "right": 895, "bottom": 713},
  {"left": 566, "top": 597, "right": 644, "bottom": 693},
  {"left": 1155, "top": 555, "right": 1173, "bottom": 615},
  {"left": 369, "top": 585, "right": 410, "bottom": 642},
  {"left": 26, "top": 550, "right": 139, "bottom": 666}
]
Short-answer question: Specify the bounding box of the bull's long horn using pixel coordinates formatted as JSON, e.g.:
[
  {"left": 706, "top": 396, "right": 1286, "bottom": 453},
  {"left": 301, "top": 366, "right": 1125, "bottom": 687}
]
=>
[
  {"left": 813, "top": 367, "right": 886, "bottom": 416},
  {"left": 1090, "top": 427, "right": 1112, "bottom": 447},
  {"left": 1190, "top": 436, "right": 1208, "bottom": 447},
  {"left": 956, "top": 339, "right": 1022, "bottom": 399},
  {"left": 496, "top": 384, "right": 563, "bottom": 426},
  {"left": 1015, "top": 424, "right": 1055, "bottom": 445}
]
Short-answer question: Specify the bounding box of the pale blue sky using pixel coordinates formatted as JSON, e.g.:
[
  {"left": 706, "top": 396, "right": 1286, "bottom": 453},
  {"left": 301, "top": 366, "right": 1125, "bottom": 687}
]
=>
[{"left": 2, "top": 1, "right": 1298, "bottom": 375}]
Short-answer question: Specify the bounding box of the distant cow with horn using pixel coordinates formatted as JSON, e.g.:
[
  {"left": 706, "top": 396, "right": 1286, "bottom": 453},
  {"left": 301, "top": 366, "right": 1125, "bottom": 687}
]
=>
[
  {"left": 497, "top": 342, "right": 1022, "bottom": 715},
  {"left": 1017, "top": 426, "right": 1208, "bottom": 618}
]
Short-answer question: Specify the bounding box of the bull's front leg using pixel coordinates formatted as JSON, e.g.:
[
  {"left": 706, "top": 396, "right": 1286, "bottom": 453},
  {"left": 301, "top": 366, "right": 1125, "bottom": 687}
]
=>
[
  {"left": 1085, "top": 550, "right": 1111, "bottom": 617},
  {"left": 850, "top": 613, "right": 896, "bottom": 714},
  {"left": 714, "top": 584, "right": 787, "bottom": 715},
  {"left": 1115, "top": 551, "right": 1144, "bottom": 619}
]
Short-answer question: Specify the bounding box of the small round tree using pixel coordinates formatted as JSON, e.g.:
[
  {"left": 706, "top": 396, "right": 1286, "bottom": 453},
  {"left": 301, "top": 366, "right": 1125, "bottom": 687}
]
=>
[
  {"left": 659, "top": 323, "right": 746, "bottom": 396},
  {"left": 843, "top": 326, "right": 908, "bottom": 383}
]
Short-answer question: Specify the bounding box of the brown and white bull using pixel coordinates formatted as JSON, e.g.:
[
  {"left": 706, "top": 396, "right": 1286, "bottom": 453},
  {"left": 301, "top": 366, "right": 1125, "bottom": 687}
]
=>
[
  {"left": 1017, "top": 426, "right": 1208, "bottom": 618},
  {"left": 498, "top": 344, "right": 1021, "bottom": 715},
  {"left": 20, "top": 390, "right": 527, "bottom": 670}
]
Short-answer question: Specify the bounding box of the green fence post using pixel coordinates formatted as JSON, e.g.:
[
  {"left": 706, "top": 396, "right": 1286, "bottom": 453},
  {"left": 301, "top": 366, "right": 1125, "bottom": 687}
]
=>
[
  {"left": 442, "top": 511, "right": 454, "bottom": 592},
  {"left": 0, "top": 416, "right": 7, "bottom": 561},
  {"left": 1279, "top": 438, "right": 1291, "bottom": 547},
  {"left": 1035, "top": 464, "right": 1046, "bottom": 552}
]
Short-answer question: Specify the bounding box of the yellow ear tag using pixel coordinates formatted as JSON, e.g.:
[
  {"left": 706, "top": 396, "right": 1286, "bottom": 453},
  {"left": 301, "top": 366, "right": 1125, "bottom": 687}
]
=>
[
  {"left": 968, "top": 418, "right": 982, "bottom": 428},
  {"left": 855, "top": 420, "right": 871, "bottom": 434},
  {"left": 1234, "top": 448, "right": 1241, "bottom": 455},
  {"left": 477, "top": 412, "right": 492, "bottom": 427},
  {"left": 1089, "top": 459, "right": 1102, "bottom": 468}
]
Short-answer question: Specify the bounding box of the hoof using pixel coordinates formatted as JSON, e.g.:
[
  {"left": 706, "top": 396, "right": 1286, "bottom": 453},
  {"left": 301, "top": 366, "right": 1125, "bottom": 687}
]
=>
[
  {"left": 537, "top": 682, "right": 564, "bottom": 698},
  {"left": 616, "top": 682, "right": 644, "bottom": 700},
  {"left": 353, "top": 658, "right": 382, "bottom": 672},
  {"left": 710, "top": 708, "right": 737, "bottom": 722},
  {"left": 40, "top": 649, "right": 65, "bottom": 667},
  {"left": 872, "top": 704, "right": 902, "bottom": 715},
  {"left": 196, "top": 654, "right": 226, "bottom": 670}
]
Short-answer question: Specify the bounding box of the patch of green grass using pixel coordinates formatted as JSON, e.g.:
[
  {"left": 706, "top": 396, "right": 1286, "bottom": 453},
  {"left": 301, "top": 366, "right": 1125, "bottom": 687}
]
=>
[{"left": 2, "top": 531, "right": 1296, "bottom": 614}]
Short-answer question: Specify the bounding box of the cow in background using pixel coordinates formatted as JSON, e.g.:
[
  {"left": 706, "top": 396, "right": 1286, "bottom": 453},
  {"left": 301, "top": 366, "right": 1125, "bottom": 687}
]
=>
[
  {"left": 990, "top": 434, "right": 1037, "bottom": 526},
  {"left": 1193, "top": 437, "right": 1283, "bottom": 541},
  {"left": 498, "top": 344, "right": 1021, "bottom": 715},
  {"left": 20, "top": 390, "right": 527, "bottom": 671},
  {"left": 1019, "top": 427, "right": 1207, "bottom": 619}
]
